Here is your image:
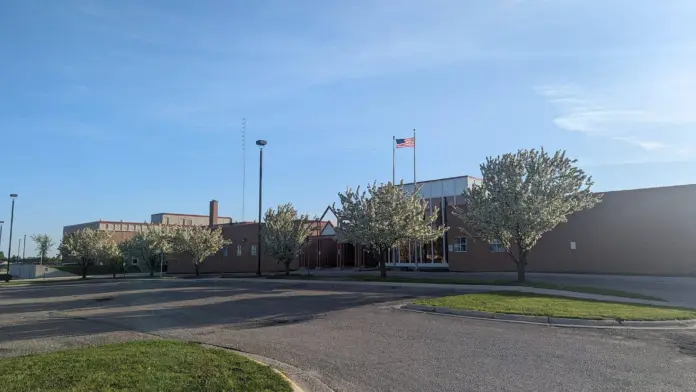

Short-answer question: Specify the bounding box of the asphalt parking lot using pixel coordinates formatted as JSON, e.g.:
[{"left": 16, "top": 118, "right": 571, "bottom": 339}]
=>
[{"left": 1, "top": 279, "right": 695, "bottom": 392}]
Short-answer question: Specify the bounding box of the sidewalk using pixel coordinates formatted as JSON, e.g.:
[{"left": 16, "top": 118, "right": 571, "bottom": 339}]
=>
[
  {"left": 207, "top": 276, "right": 695, "bottom": 308},
  {"left": 2, "top": 272, "right": 153, "bottom": 285}
]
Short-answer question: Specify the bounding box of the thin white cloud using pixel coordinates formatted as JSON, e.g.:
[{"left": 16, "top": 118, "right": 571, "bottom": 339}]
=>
[
  {"left": 536, "top": 67, "right": 696, "bottom": 163},
  {"left": 611, "top": 137, "right": 667, "bottom": 152}
]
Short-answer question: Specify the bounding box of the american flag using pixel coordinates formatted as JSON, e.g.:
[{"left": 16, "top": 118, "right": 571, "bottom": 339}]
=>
[{"left": 395, "top": 137, "right": 415, "bottom": 148}]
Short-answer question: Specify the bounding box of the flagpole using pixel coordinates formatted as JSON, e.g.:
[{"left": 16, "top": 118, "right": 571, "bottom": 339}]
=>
[
  {"left": 413, "top": 129, "right": 416, "bottom": 186},
  {"left": 413, "top": 129, "right": 417, "bottom": 270},
  {"left": 391, "top": 136, "right": 395, "bottom": 265},
  {"left": 392, "top": 136, "right": 396, "bottom": 185}
]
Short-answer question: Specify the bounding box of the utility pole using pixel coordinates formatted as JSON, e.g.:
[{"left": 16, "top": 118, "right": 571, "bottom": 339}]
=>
[
  {"left": 22, "top": 234, "right": 26, "bottom": 260},
  {"left": 0, "top": 221, "right": 4, "bottom": 258},
  {"left": 6, "top": 194, "right": 17, "bottom": 273}
]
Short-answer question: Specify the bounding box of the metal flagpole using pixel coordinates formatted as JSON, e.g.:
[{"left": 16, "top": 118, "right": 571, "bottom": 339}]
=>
[
  {"left": 393, "top": 136, "right": 396, "bottom": 185},
  {"left": 413, "top": 129, "right": 416, "bottom": 186},
  {"left": 391, "top": 136, "right": 396, "bottom": 265},
  {"left": 413, "top": 129, "right": 418, "bottom": 270}
]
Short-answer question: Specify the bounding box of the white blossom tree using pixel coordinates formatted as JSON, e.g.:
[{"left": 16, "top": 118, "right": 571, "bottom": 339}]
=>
[
  {"left": 334, "top": 181, "right": 447, "bottom": 278},
  {"left": 172, "top": 225, "right": 230, "bottom": 277},
  {"left": 30, "top": 234, "right": 55, "bottom": 265},
  {"left": 58, "top": 228, "right": 114, "bottom": 279},
  {"left": 453, "top": 148, "right": 602, "bottom": 283},
  {"left": 99, "top": 240, "right": 123, "bottom": 278},
  {"left": 263, "top": 203, "right": 314, "bottom": 276},
  {"left": 120, "top": 224, "right": 175, "bottom": 277}
]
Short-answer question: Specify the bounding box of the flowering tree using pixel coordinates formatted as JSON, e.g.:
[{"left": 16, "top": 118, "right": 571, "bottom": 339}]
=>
[
  {"left": 58, "top": 228, "right": 114, "bottom": 279},
  {"left": 453, "top": 148, "right": 602, "bottom": 282},
  {"left": 99, "top": 240, "right": 123, "bottom": 278},
  {"left": 334, "top": 181, "right": 447, "bottom": 278},
  {"left": 30, "top": 234, "right": 55, "bottom": 265},
  {"left": 263, "top": 203, "right": 314, "bottom": 276},
  {"left": 172, "top": 225, "right": 230, "bottom": 276},
  {"left": 120, "top": 224, "right": 175, "bottom": 277}
]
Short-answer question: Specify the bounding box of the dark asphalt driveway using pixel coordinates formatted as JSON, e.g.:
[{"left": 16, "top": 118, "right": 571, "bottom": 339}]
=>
[{"left": 1, "top": 279, "right": 695, "bottom": 392}]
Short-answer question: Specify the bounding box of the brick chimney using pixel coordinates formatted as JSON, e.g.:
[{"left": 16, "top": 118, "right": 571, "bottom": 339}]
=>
[
  {"left": 208, "top": 200, "right": 217, "bottom": 226},
  {"left": 209, "top": 200, "right": 218, "bottom": 226}
]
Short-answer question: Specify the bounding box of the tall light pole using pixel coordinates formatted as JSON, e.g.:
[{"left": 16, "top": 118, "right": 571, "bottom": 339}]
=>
[
  {"left": 6, "top": 194, "right": 17, "bottom": 273},
  {"left": 22, "top": 234, "right": 26, "bottom": 261},
  {"left": 255, "top": 139, "right": 267, "bottom": 276},
  {"left": 0, "top": 221, "right": 4, "bottom": 259}
]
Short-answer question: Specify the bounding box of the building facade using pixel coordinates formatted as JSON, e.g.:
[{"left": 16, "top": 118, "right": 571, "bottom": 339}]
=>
[
  {"left": 386, "top": 175, "right": 482, "bottom": 269},
  {"left": 63, "top": 220, "right": 150, "bottom": 243},
  {"left": 63, "top": 180, "right": 696, "bottom": 276},
  {"left": 151, "top": 213, "right": 232, "bottom": 226},
  {"left": 391, "top": 177, "right": 696, "bottom": 276},
  {"left": 167, "top": 205, "right": 380, "bottom": 274}
]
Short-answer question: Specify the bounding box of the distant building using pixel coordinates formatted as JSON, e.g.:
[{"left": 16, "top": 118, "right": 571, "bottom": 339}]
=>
[
  {"left": 62, "top": 200, "right": 232, "bottom": 244},
  {"left": 151, "top": 210, "right": 232, "bottom": 226},
  {"left": 62, "top": 220, "right": 150, "bottom": 243}
]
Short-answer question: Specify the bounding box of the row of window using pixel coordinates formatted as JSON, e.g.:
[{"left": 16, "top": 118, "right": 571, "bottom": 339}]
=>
[
  {"left": 164, "top": 217, "right": 194, "bottom": 225},
  {"left": 223, "top": 244, "right": 257, "bottom": 257},
  {"left": 104, "top": 223, "right": 145, "bottom": 231},
  {"left": 451, "top": 237, "right": 506, "bottom": 253}
]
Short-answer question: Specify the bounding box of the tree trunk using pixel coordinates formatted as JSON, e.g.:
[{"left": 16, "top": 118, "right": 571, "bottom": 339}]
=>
[
  {"left": 516, "top": 249, "right": 528, "bottom": 283},
  {"left": 81, "top": 264, "right": 88, "bottom": 280},
  {"left": 149, "top": 267, "right": 154, "bottom": 278},
  {"left": 195, "top": 264, "right": 200, "bottom": 277},
  {"left": 285, "top": 260, "right": 290, "bottom": 276},
  {"left": 379, "top": 250, "right": 387, "bottom": 279},
  {"left": 112, "top": 267, "right": 116, "bottom": 279}
]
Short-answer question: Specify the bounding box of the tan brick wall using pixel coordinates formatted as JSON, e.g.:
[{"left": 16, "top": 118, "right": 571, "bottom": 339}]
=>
[{"left": 447, "top": 184, "right": 696, "bottom": 276}]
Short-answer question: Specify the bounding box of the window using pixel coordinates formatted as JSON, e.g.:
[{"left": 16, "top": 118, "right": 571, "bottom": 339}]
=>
[
  {"left": 251, "top": 245, "right": 257, "bottom": 256},
  {"left": 489, "top": 241, "right": 506, "bottom": 253},
  {"left": 132, "top": 257, "right": 138, "bottom": 265},
  {"left": 453, "top": 237, "right": 467, "bottom": 252},
  {"left": 188, "top": 219, "right": 193, "bottom": 225},
  {"left": 236, "top": 245, "right": 242, "bottom": 256},
  {"left": 165, "top": 217, "right": 170, "bottom": 224}
]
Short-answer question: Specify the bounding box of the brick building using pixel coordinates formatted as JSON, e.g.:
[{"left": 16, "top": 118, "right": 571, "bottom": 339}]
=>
[
  {"left": 64, "top": 179, "right": 696, "bottom": 276},
  {"left": 392, "top": 177, "right": 696, "bottom": 276},
  {"left": 62, "top": 200, "right": 233, "bottom": 244},
  {"left": 166, "top": 204, "right": 380, "bottom": 274}
]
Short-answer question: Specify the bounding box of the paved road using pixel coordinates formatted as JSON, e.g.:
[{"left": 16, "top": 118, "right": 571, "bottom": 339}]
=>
[{"left": 1, "top": 279, "right": 695, "bottom": 392}]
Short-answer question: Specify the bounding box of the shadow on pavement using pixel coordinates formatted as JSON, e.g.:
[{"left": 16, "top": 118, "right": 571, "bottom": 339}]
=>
[{"left": 0, "top": 280, "right": 456, "bottom": 346}]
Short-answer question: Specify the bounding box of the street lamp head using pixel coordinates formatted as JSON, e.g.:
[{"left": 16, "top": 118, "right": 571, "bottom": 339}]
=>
[
  {"left": 255, "top": 140, "right": 267, "bottom": 147},
  {"left": 9, "top": 194, "right": 18, "bottom": 198}
]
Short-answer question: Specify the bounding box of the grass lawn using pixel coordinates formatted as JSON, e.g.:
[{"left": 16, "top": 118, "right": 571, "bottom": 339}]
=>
[
  {"left": 414, "top": 292, "right": 696, "bottom": 321},
  {"left": 0, "top": 340, "right": 292, "bottom": 392}
]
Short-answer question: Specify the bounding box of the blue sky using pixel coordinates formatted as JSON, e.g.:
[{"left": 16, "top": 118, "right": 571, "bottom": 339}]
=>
[{"left": 1, "top": 0, "right": 695, "bottom": 256}]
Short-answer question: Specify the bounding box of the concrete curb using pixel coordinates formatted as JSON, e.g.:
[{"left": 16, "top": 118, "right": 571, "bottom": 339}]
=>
[
  {"left": 401, "top": 304, "right": 696, "bottom": 329},
  {"left": 199, "top": 343, "right": 334, "bottom": 392}
]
